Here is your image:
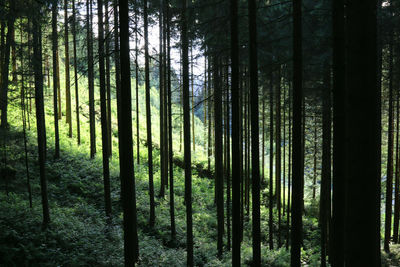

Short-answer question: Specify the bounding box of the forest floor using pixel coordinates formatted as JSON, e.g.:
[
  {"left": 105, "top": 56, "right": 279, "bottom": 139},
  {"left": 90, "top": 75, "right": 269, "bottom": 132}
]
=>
[{"left": 1, "top": 123, "right": 400, "bottom": 266}]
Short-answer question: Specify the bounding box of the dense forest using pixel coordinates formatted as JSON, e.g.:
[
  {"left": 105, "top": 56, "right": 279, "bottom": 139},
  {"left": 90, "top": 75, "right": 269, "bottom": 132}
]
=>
[{"left": 0, "top": 0, "right": 396, "bottom": 266}]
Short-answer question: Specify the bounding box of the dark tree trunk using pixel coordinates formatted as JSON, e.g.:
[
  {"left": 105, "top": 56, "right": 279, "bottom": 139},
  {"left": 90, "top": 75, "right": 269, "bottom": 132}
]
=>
[
  {"left": 276, "top": 67, "right": 282, "bottom": 248},
  {"left": 181, "top": 0, "right": 193, "bottom": 265},
  {"left": 0, "top": 1, "right": 15, "bottom": 128},
  {"left": 98, "top": 0, "right": 112, "bottom": 219},
  {"left": 32, "top": 7, "right": 50, "bottom": 228},
  {"left": 249, "top": 0, "right": 260, "bottom": 263},
  {"left": 226, "top": 63, "right": 231, "bottom": 251},
  {"left": 72, "top": 0, "right": 80, "bottom": 145},
  {"left": 159, "top": 1, "right": 165, "bottom": 197},
  {"left": 291, "top": 0, "right": 303, "bottom": 265},
  {"left": 320, "top": 63, "right": 332, "bottom": 267},
  {"left": 213, "top": 56, "right": 224, "bottom": 259},
  {"left": 344, "top": 0, "right": 380, "bottom": 265},
  {"left": 144, "top": 0, "right": 155, "bottom": 227},
  {"left": 269, "top": 72, "right": 274, "bottom": 250},
  {"left": 166, "top": 0, "right": 175, "bottom": 240},
  {"left": 331, "top": 0, "right": 345, "bottom": 264},
  {"left": 118, "top": 0, "right": 139, "bottom": 264},
  {"left": 105, "top": 0, "right": 112, "bottom": 157},
  {"left": 52, "top": 0, "right": 60, "bottom": 158},
  {"left": 394, "top": 75, "right": 400, "bottom": 244},
  {"left": 87, "top": 0, "right": 96, "bottom": 158},
  {"left": 135, "top": 0, "right": 140, "bottom": 165},
  {"left": 64, "top": 0, "right": 72, "bottom": 137},
  {"left": 230, "top": 0, "right": 241, "bottom": 264}
]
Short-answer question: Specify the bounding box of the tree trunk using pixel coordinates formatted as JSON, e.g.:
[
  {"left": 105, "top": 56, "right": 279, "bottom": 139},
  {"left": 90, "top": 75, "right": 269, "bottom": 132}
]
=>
[
  {"left": 64, "top": 0, "right": 72, "bottom": 137},
  {"left": 249, "top": 0, "right": 260, "bottom": 263},
  {"left": 291, "top": 0, "right": 303, "bottom": 265},
  {"left": 0, "top": 1, "right": 15, "bottom": 128},
  {"left": 105, "top": 0, "right": 112, "bottom": 157},
  {"left": 87, "top": 0, "right": 96, "bottom": 158},
  {"left": 52, "top": 0, "right": 60, "bottom": 158},
  {"left": 331, "top": 0, "right": 345, "bottom": 264},
  {"left": 118, "top": 0, "right": 139, "bottom": 264},
  {"left": 144, "top": 0, "right": 155, "bottom": 227},
  {"left": 98, "top": 0, "right": 112, "bottom": 219},
  {"left": 230, "top": 0, "right": 241, "bottom": 264},
  {"left": 269, "top": 72, "right": 274, "bottom": 250},
  {"left": 182, "top": 0, "right": 193, "bottom": 265},
  {"left": 32, "top": 7, "right": 50, "bottom": 228},
  {"left": 72, "top": 0, "right": 80, "bottom": 145},
  {"left": 384, "top": 31, "right": 394, "bottom": 253},
  {"left": 344, "top": 0, "right": 380, "bottom": 264}
]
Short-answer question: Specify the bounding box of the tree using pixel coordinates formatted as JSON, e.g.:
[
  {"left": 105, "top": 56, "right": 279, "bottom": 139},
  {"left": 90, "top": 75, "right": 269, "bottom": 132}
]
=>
[
  {"left": 230, "top": 0, "right": 241, "bottom": 265},
  {"left": 344, "top": 0, "right": 380, "bottom": 264},
  {"left": 291, "top": 0, "right": 304, "bottom": 265},
  {"left": 0, "top": 0, "right": 15, "bottom": 128},
  {"left": 87, "top": 0, "right": 96, "bottom": 158},
  {"left": 118, "top": 0, "right": 139, "bottom": 264},
  {"left": 182, "top": 0, "right": 193, "bottom": 265},
  {"left": 52, "top": 0, "right": 60, "bottom": 158},
  {"left": 72, "top": 0, "right": 80, "bottom": 145},
  {"left": 331, "top": 0, "right": 345, "bottom": 264},
  {"left": 144, "top": 0, "right": 155, "bottom": 227},
  {"left": 214, "top": 56, "right": 224, "bottom": 258},
  {"left": 32, "top": 2, "right": 50, "bottom": 228},
  {"left": 249, "top": 0, "right": 260, "bottom": 264},
  {"left": 98, "top": 0, "right": 112, "bottom": 219},
  {"left": 64, "top": 0, "right": 72, "bottom": 137}
]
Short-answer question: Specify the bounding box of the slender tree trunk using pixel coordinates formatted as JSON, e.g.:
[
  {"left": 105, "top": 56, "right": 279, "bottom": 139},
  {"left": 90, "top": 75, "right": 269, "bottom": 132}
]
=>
[
  {"left": 105, "top": 1, "right": 112, "bottom": 157},
  {"left": 394, "top": 79, "right": 400, "bottom": 244},
  {"left": 320, "top": 63, "right": 332, "bottom": 267},
  {"left": 249, "top": 0, "right": 260, "bottom": 263},
  {"left": 87, "top": 0, "right": 96, "bottom": 158},
  {"left": 20, "top": 27, "right": 32, "bottom": 208},
  {"left": 276, "top": 68, "right": 282, "bottom": 248},
  {"left": 64, "top": 0, "right": 72, "bottom": 137},
  {"left": 191, "top": 49, "right": 195, "bottom": 152},
  {"left": 182, "top": 0, "right": 193, "bottom": 265},
  {"left": 144, "top": 0, "right": 155, "bottom": 227},
  {"left": 166, "top": 0, "right": 175, "bottom": 240},
  {"left": 214, "top": 56, "right": 224, "bottom": 259},
  {"left": 226, "top": 64, "right": 231, "bottom": 251},
  {"left": 135, "top": 0, "right": 140, "bottom": 164},
  {"left": 269, "top": 72, "right": 274, "bottom": 250},
  {"left": 32, "top": 8, "right": 50, "bottom": 228},
  {"left": 52, "top": 0, "right": 60, "bottom": 158},
  {"left": 159, "top": 1, "right": 165, "bottom": 197},
  {"left": 56, "top": 49, "right": 62, "bottom": 120},
  {"left": 291, "top": 0, "right": 303, "bottom": 265},
  {"left": 98, "top": 0, "right": 112, "bottom": 220},
  {"left": 313, "top": 115, "right": 317, "bottom": 200},
  {"left": 286, "top": 81, "right": 292, "bottom": 250},
  {"left": 72, "top": 0, "right": 80, "bottom": 145},
  {"left": 230, "top": 0, "right": 241, "bottom": 264},
  {"left": 344, "top": 0, "right": 380, "bottom": 264}
]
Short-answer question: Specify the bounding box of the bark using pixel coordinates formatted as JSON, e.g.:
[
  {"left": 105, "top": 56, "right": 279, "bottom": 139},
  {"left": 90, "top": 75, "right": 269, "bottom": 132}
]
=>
[
  {"left": 32, "top": 8, "right": 50, "bottom": 228},
  {"left": 87, "top": 0, "right": 96, "bottom": 158},
  {"left": 118, "top": 0, "right": 139, "bottom": 264},
  {"left": 98, "top": 0, "right": 112, "bottom": 219},
  {"left": 249, "top": 0, "right": 261, "bottom": 263},
  {"left": 64, "top": 0, "right": 72, "bottom": 137},
  {"left": 144, "top": 0, "right": 155, "bottom": 227},
  {"left": 182, "top": 0, "right": 193, "bottom": 265},
  {"left": 72, "top": 0, "right": 80, "bottom": 145},
  {"left": 52, "top": 0, "right": 60, "bottom": 158},
  {"left": 291, "top": 0, "right": 304, "bottom": 265},
  {"left": 344, "top": 0, "right": 380, "bottom": 264}
]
